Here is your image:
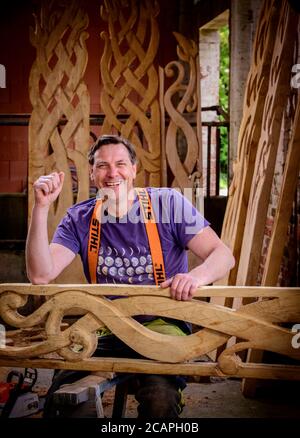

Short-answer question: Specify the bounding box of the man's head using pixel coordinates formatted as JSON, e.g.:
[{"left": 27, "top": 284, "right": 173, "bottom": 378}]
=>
[
  {"left": 88, "top": 134, "right": 137, "bottom": 166},
  {"left": 89, "top": 135, "right": 137, "bottom": 203}
]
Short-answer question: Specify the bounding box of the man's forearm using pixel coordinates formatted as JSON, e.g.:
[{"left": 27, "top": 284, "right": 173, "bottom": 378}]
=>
[
  {"left": 26, "top": 205, "right": 54, "bottom": 283},
  {"left": 190, "top": 244, "right": 235, "bottom": 286}
]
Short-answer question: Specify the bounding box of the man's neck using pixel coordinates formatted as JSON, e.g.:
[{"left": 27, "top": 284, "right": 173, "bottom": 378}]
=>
[{"left": 104, "top": 188, "right": 136, "bottom": 218}]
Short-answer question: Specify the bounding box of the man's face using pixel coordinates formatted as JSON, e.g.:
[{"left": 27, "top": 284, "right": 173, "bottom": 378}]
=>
[{"left": 90, "top": 143, "right": 137, "bottom": 201}]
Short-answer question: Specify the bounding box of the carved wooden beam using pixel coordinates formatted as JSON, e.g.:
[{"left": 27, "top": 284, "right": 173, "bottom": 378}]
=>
[{"left": 0, "top": 284, "right": 299, "bottom": 379}]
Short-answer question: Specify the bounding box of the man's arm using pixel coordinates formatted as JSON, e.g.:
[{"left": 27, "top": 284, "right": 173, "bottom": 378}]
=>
[
  {"left": 160, "top": 226, "right": 235, "bottom": 301},
  {"left": 26, "top": 172, "right": 75, "bottom": 284}
]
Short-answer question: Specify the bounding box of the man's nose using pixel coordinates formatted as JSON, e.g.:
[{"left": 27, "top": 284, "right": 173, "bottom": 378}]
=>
[{"left": 107, "top": 166, "right": 118, "bottom": 177}]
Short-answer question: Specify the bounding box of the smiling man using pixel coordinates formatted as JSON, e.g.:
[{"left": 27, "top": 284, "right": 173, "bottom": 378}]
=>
[
  {"left": 26, "top": 134, "right": 235, "bottom": 418},
  {"left": 89, "top": 137, "right": 137, "bottom": 218}
]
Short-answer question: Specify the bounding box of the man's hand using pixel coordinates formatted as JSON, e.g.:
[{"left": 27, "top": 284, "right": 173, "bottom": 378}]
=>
[
  {"left": 160, "top": 227, "right": 235, "bottom": 301},
  {"left": 33, "top": 172, "right": 65, "bottom": 208},
  {"left": 160, "top": 273, "right": 200, "bottom": 301}
]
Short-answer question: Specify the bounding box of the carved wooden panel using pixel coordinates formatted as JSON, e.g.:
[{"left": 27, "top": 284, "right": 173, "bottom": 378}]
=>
[
  {"left": 99, "top": 0, "right": 161, "bottom": 186},
  {"left": 164, "top": 32, "right": 203, "bottom": 202},
  {"left": 0, "top": 284, "right": 299, "bottom": 380},
  {"left": 236, "top": 1, "right": 298, "bottom": 286},
  {"left": 28, "top": 0, "right": 90, "bottom": 240},
  {"left": 216, "top": 0, "right": 283, "bottom": 286}
]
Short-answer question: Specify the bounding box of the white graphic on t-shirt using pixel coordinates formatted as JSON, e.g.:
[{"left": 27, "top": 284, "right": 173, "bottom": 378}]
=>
[
  {"left": 126, "top": 267, "right": 134, "bottom": 276},
  {"left": 145, "top": 265, "right": 153, "bottom": 274},
  {"left": 123, "top": 258, "right": 130, "bottom": 267},
  {"left": 104, "top": 257, "right": 114, "bottom": 267},
  {"left": 97, "top": 245, "right": 153, "bottom": 284},
  {"left": 109, "top": 266, "right": 117, "bottom": 276},
  {"left": 131, "top": 257, "right": 139, "bottom": 267},
  {"left": 140, "top": 256, "right": 146, "bottom": 266},
  {"left": 146, "top": 255, "right": 152, "bottom": 264},
  {"left": 135, "top": 266, "right": 144, "bottom": 274},
  {"left": 98, "top": 256, "right": 104, "bottom": 265},
  {"left": 115, "top": 257, "right": 123, "bottom": 267},
  {"left": 118, "top": 267, "right": 125, "bottom": 276},
  {"left": 101, "top": 266, "right": 108, "bottom": 275}
]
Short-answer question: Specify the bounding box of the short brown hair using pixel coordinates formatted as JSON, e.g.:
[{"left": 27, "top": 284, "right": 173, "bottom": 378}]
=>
[{"left": 88, "top": 135, "right": 137, "bottom": 165}]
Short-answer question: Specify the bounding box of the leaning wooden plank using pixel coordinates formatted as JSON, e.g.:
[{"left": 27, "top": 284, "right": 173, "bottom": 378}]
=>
[
  {"left": 262, "top": 96, "right": 300, "bottom": 285},
  {"left": 241, "top": 90, "right": 300, "bottom": 397},
  {"left": 236, "top": 1, "right": 298, "bottom": 286},
  {"left": 233, "top": 1, "right": 298, "bottom": 395},
  {"left": 214, "top": 0, "right": 282, "bottom": 288},
  {"left": 237, "top": 1, "right": 299, "bottom": 396}
]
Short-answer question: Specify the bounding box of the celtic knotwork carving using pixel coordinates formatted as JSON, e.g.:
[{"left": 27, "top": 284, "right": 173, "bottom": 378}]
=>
[
  {"left": 0, "top": 285, "right": 299, "bottom": 367},
  {"left": 164, "top": 32, "right": 202, "bottom": 200},
  {"left": 28, "top": 0, "right": 90, "bottom": 238},
  {"left": 100, "top": 0, "right": 161, "bottom": 186}
]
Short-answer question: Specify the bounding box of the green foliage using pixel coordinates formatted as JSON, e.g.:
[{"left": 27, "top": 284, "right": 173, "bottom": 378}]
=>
[
  {"left": 219, "top": 25, "right": 229, "bottom": 191},
  {"left": 219, "top": 26, "right": 229, "bottom": 113}
]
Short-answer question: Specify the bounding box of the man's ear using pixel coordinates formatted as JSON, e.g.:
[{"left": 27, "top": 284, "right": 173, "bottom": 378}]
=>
[
  {"left": 133, "top": 163, "right": 137, "bottom": 179},
  {"left": 89, "top": 166, "right": 94, "bottom": 181}
]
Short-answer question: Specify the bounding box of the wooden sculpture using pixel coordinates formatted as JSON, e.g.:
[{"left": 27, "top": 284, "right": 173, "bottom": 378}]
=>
[
  {"left": 100, "top": 0, "right": 161, "bottom": 187},
  {"left": 164, "top": 32, "right": 203, "bottom": 205},
  {"left": 28, "top": 0, "right": 90, "bottom": 239}
]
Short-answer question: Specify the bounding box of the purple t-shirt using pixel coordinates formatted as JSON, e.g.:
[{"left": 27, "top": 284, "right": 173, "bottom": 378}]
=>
[{"left": 52, "top": 188, "right": 209, "bottom": 284}]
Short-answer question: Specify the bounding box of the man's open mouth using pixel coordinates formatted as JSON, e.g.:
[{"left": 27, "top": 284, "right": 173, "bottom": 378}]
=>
[{"left": 105, "top": 181, "right": 123, "bottom": 187}]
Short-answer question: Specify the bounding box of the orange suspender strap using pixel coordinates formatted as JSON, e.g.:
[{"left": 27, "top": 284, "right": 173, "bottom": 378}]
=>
[
  {"left": 87, "top": 189, "right": 166, "bottom": 285},
  {"left": 135, "top": 188, "right": 166, "bottom": 285},
  {"left": 88, "top": 199, "right": 102, "bottom": 284}
]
